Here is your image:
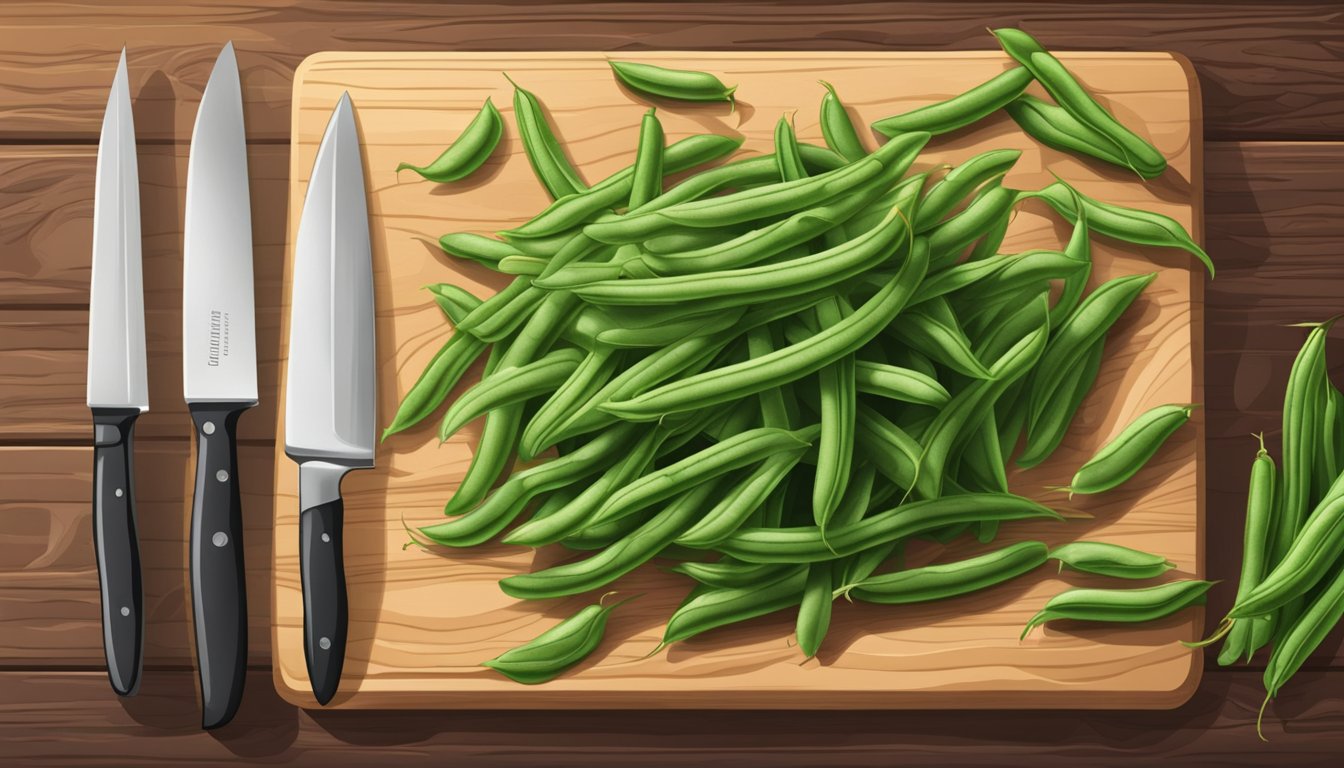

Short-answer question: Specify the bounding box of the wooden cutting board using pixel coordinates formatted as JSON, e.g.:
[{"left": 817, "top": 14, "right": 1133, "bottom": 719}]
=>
[{"left": 272, "top": 51, "right": 1204, "bottom": 709}]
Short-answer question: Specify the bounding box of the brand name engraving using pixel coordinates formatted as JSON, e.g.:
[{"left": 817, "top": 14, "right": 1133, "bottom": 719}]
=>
[{"left": 206, "top": 310, "right": 229, "bottom": 367}]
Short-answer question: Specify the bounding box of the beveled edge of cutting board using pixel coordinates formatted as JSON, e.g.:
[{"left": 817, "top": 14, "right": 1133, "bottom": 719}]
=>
[{"left": 272, "top": 49, "right": 1206, "bottom": 711}]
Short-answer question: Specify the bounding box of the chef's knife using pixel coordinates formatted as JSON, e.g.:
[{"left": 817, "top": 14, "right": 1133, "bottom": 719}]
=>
[
  {"left": 284, "top": 92, "right": 375, "bottom": 706},
  {"left": 183, "top": 41, "right": 256, "bottom": 730},
  {"left": 87, "top": 48, "right": 146, "bottom": 698}
]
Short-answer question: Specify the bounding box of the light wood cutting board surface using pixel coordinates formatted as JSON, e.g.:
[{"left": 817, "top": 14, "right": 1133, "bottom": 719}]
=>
[{"left": 273, "top": 51, "right": 1203, "bottom": 709}]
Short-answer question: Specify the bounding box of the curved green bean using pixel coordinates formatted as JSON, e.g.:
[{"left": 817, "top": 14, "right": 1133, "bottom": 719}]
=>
[
  {"left": 397, "top": 97, "right": 503, "bottom": 182},
  {"left": 872, "top": 66, "right": 1033, "bottom": 137}
]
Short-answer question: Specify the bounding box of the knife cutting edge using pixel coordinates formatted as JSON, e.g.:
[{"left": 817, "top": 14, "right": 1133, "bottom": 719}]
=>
[
  {"left": 183, "top": 41, "right": 256, "bottom": 729},
  {"left": 284, "top": 92, "right": 376, "bottom": 706},
  {"left": 87, "top": 48, "right": 146, "bottom": 698}
]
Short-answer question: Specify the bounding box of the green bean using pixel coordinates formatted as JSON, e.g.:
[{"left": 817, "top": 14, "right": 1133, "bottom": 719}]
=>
[
  {"left": 397, "top": 97, "right": 503, "bottom": 182},
  {"left": 601, "top": 243, "right": 927, "bottom": 421},
  {"left": 1064, "top": 404, "right": 1195, "bottom": 496},
  {"left": 811, "top": 298, "right": 857, "bottom": 533},
  {"left": 926, "top": 182, "right": 1019, "bottom": 268},
  {"left": 502, "top": 135, "right": 744, "bottom": 240},
  {"left": 819, "top": 81, "right": 867, "bottom": 162},
  {"left": 840, "top": 541, "right": 1049, "bottom": 603},
  {"left": 887, "top": 299, "right": 993, "bottom": 379},
  {"left": 561, "top": 508, "right": 652, "bottom": 551},
  {"left": 531, "top": 261, "right": 625, "bottom": 289},
  {"left": 576, "top": 190, "right": 916, "bottom": 309},
  {"left": 596, "top": 307, "right": 747, "bottom": 349},
  {"left": 718, "top": 493, "right": 1061, "bottom": 564},
  {"left": 1320, "top": 383, "right": 1344, "bottom": 500},
  {"left": 854, "top": 360, "right": 949, "bottom": 407},
  {"left": 1229, "top": 492, "right": 1344, "bottom": 620},
  {"left": 915, "top": 149, "right": 1021, "bottom": 232},
  {"left": 953, "top": 250, "right": 1086, "bottom": 310},
  {"left": 966, "top": 203, "right": 1013, "bottom": 263},
  {"left": 438, "top": 348, "right": 584, "bottom": 440},
  {"left": 1258, "top": 564, "right": 1344, "bottom": 738},
  {"left": 958, "top": 411, "right": 1009, "bottom": 493},
  {"left": 774, "top": 114, "right": 807, "bottom": 181},
  {"left": 420, "top": 424, "right": 635, "bottom": 547},
  {"left": 1015, "top": 335, "right": 1104, "bottom": 468},
  {"left": 872, "top": 66, "right": 1033, "bottom": 137},
  {"left": 1004, "top": 95, "right": 1132, "bottom": 174},
  {"left": 609, "top": 60, "right": 736, "bottom": 105},
  {"left": 747, "top": 327, "right": 791, "bottom": 429},
  {"left": 1021, "top": 273, "right": 1156, "bottom": 458},
  {"left": 992, "top": 28, "right": 1166, "bottom": 178},
  {"left": 496, "top": 255, "right": 549, "bottom": 277},
  {"left": 628, "top": 107, "right": 665, "bottom": 209},
  {"left": 504, "top": 73, "right": 586, "bottom": 199},
  {"left": 586, "top": 425, "right": 816, "bottom": 527},
  {"left": 1022, "top": 580, "right": 1213, "bottom": 639},
  {"left": 855, "top": 404, "right": 923, "bottom": 490},
  {"left": 455, "top": 280, "right": 545, "bottom": 341},
  {"left": 518, "top": 349, "right": 625, "bottom": 460},
  {"left": 1049, "top": 199, "right": 1092, "bottom": 329},
  {"left": 1048, "top": 542, "right": 1175, "bottom": 580},
  {"left": 1023, "top": 180, "right": 1212, "bottom": 275},
  {"left": 382, "top": 332, "right": 489, "bottom": 440},
  {"left": 583, "top": 131, "right": 930, "bottom": 244},
  {"left": 913, "top": 321, "right": 1050, "bottom": 499},
  {"left": 1219, "top": 434, "right": 1278, "bottom": 665},
  {"left": 503, "top": 427, "right": 662, "bottom": 546},
  {"left": 482, "top": 594, "right": 634, "bottom": 684},
  {"left": 438, "top": 232, "right": 518, "bottom": 268},
  {"left": 660, "top": 566, "right": 808, "bottom": 648},
  {"left": 668, "top": 559, "right": 797, "bottom": 590},
  {"left": 1272, "top": 321, "right": 1332, "bottom": 626},
  {"left": 796, "top": 562, "right": 835, "bottom": 658},
  {"left": 499, "top": 481, "right": 720, "bottom": 600},
  {"left": 676, "top": 449, "right": 804, "bottom": 548}
]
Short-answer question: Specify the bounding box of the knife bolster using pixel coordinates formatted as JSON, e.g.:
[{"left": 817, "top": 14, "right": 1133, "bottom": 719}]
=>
[{"left": 298, "top": 460, "right": 353, "bottom": 509}]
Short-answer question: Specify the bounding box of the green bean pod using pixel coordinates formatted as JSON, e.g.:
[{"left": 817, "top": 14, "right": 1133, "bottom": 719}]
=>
[
  {"left": 887, "top": 299, "right": 993, "bottom": 380},
  {"left": 427, "top": 284, "right": 484, "bottom": 328},
  {"left": 1024, "top": 181, "right": 1212, "bottom": 275},
  {"left": 438, "top": 232, "right": 518, "bottom": 268},
  {"left": 854, "top": 360, "right": 950, "bottom": 407},
  {"left": 915, "top": 148, "right": 1021, "bottom": 232},
  {"left": 992, "top": 28, "right": 1166, "bottom": 178},
  {"left": 1015, "top": 335, "right": 1104, "bottom": 469},
  {"left": 397, "top": 97, "right": 503, "bottom": 182},
  {"left": 519, "top": 348, "right": 625, "bottom": 460},
  {"left": 840, "top": 541, "right": 1049, "bottom": 604},
  {"left": 595, "top": 307, "right": 746, "bottom": 349},
  {"left": 1065, "top": 404, "right": 1195, "bottom": 496},
  {"left": 499, "top": 481, "right": 720, "bottom": 600},
  {"left": 454, "top": 280, "right": 545, "bottom": 341},
  {"left": 717, "top": 493, "right": 1061, "bottom": 564},
  {"left": 925, "top": 183, "right": 1019, "bottom": 269},
  {"left": 1048, "top": 541, "right": 1176, "bottom": 580},
  {"left": 628, "top": 108, "right": 665, "bottom": 209},
  {"left": 383, "top": 334, "right": 489, "bottom": 442},
  {"left": 599, "top": 237, "right": 927, "bottom": 421},
  {"left": 496, "top": 255, "right": 549, "bottom": 277},
  {"left": 1273, "top": 322, "right": 1332, "bottom": 582},
  {"left": 504, "top": 73, "right": 586, "bottom": 199},
  {"left": 1229, "top": 492, "right": 1344, "bottom": 620},
  {"left": 796, "top": 561, "right": 836, "bottom": 658},
  {"left": 668, "top": 559, "right": 798, "bottom": 590},
  {"left": 661, "top": 566, "right": 809, "bottom": 647},
  {"left": 1219, "top": 434, "right": 1278, "bottom": 665},
  {"left": 1004, "top": 95, "right": 1135, "bottom": 175},
  {"left": 609, "top": 60, "right": 737, "bottom": 104},
  {"left": 482, "top": 594, "right": 635, "bottom": 684},
  {"left": 437, "top": 348, "right": 584, "bottom": 441},
  {"left": 872, "top": 66, "right": 1034, "bottom": 137},
  {"left": 855, "top": 404, "right": 923, "bottom": 490},
  {"left": 774, "top": 114, "right": 808, "bottom": 181},
  {"left": 1021, "top": 580, "right": 1213, "bottom": 639},
  {"left": 674, "top": 448, "right": 805, "bottom": 548},
  {"left": 1261, "top": 564, "right": 1344, "bottom": 725},
  {"left": 812, "top": 298, "right": 857, "bottom": 532},
  {"left": 819, "top": 81, "right": 867, "bottom": 162},
  {"left": 1049, "top": 200, "right": 1093, "bottom": 329}
]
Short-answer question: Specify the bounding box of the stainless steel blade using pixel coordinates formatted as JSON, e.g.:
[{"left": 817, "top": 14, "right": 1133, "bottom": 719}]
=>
[
  {"left": 183, "top": 41, "right": 257, "bottom": 404},
  {"left": 87, "top": 49, "right": 148, "bottom": 412},
  {"left": 284, "top": 92, "right": 375, "bottom": 464}
]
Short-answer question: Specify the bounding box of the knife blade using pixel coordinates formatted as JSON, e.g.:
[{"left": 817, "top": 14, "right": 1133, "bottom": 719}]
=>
[
  {"left": 284, "top": 92, "right": 375, "bottom": 706},
  {"left": 183, "top": 41, "right": 256, "bottom": 730},
  {"left": 86, "top": 48, "right": 146, "bottom": 698}
]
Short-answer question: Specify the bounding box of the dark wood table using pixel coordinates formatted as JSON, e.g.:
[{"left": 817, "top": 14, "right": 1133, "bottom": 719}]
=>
[{"left": 3, "top": 2, "right": 1343, "bottom": 764}]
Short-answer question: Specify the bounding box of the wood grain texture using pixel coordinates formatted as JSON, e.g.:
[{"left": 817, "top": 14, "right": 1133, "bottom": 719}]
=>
[
  {"left": 1, "top": 669, "right": 1342, "bottom": 765},
  {"left": 268, "top": 51, "right": 1202, "bottom": 709},
  {"left": 0, "top": 2, "right": 1341, "bottom": 141},
  {"left": 0, "top": 443, "right": 276, "bottom": 665}
]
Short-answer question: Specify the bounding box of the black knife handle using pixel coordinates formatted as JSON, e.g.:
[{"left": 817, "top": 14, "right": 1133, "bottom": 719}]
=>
[
  {"left": 188, "top": 402, "right": 251, "bottom": 729},
  {"left": 301, "top": 497, "right": 348, "bottom": 705},
  {"left": 92, "top": 407, "right": 144, "bottom": 697}
]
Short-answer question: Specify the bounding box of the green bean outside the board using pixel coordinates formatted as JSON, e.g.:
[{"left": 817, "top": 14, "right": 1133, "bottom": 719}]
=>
[
  {"left": 397, "top": 97, "right": 503, "bottom": 182},
  {"left": 1063, "top": 404, "right": 1195, "bottom": 496},
  {"left": 609, "top": 60, "right": 737, "bottom": 105},
  {"left": 872, "top": 66, "right": 1034, "bottom": 137},
  {"left": 838, "top": 541, "right": 1049, "bottom": 604},
  {"left": 1227, "top": 492, "right": 1344, "bottom": 621},
  {"left": 1022, "top": 580, "right": 1215, "bottom": 640},
  {"left": 1257, "top": 564, "right": 1344, "bottom": 740},
  {"left": 482, "top": 593, "right": 636, "bottom": 684},
  {"left": 1048, "top": 542, "right": 1176, "bottom": 580},
  {"left": 1219, "top": 434, "right": 1278, "bottom": 666}
]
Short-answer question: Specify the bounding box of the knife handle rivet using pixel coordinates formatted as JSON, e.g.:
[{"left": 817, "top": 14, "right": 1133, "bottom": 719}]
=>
[
  {"left": 212, "top": 531, "right": 229, "bottom": 547},
  {"left": 114, "top": 488, "right": 124, "bottom": 498},
  {"left": 202, "top": 421, "right": 216, "bottom": 435},
  {"left": 120, "top": 606, "right": 130, "bottom": 617},
  {"left": 319, "top": 637, "right": 331, "bottom": 650},
  {"left": 321, "top": 533, "right": 331, "bottom": 543},
  {"left": 216, "top": 469, "right": 229, "bottom": 482}
]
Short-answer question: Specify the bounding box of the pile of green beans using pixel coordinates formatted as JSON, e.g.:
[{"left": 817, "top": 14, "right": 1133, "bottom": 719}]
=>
[{"left": 389, "top": 30, "right": 1213, "bottom": 685}]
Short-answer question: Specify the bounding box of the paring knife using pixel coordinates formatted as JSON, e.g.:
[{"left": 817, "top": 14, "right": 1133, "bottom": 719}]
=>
[
  {"left": 87, "top": 48, "right": 146, "bottom": 698},
  {"left": 183, "top": 41, "right": 256, "bottom": 730},
  {"left": 284, "top": 92, "right": 375, "bottom": 706}
]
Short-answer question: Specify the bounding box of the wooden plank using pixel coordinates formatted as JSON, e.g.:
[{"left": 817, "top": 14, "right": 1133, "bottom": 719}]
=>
[
  {"left": 0, "top": 2, "right": 1340, "bottom": 142},
  {"left": 270, "top": 51, "right": 1201, "bottom": 709},
  {"left": 0, "top": 444, "right": 275, "bottom": 665},
  {"left": 0, "top": 145, "right": 288, "bottom": 307},
  {"left": 0, "top": 669, "right": 1341, "bottom": 764}
]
